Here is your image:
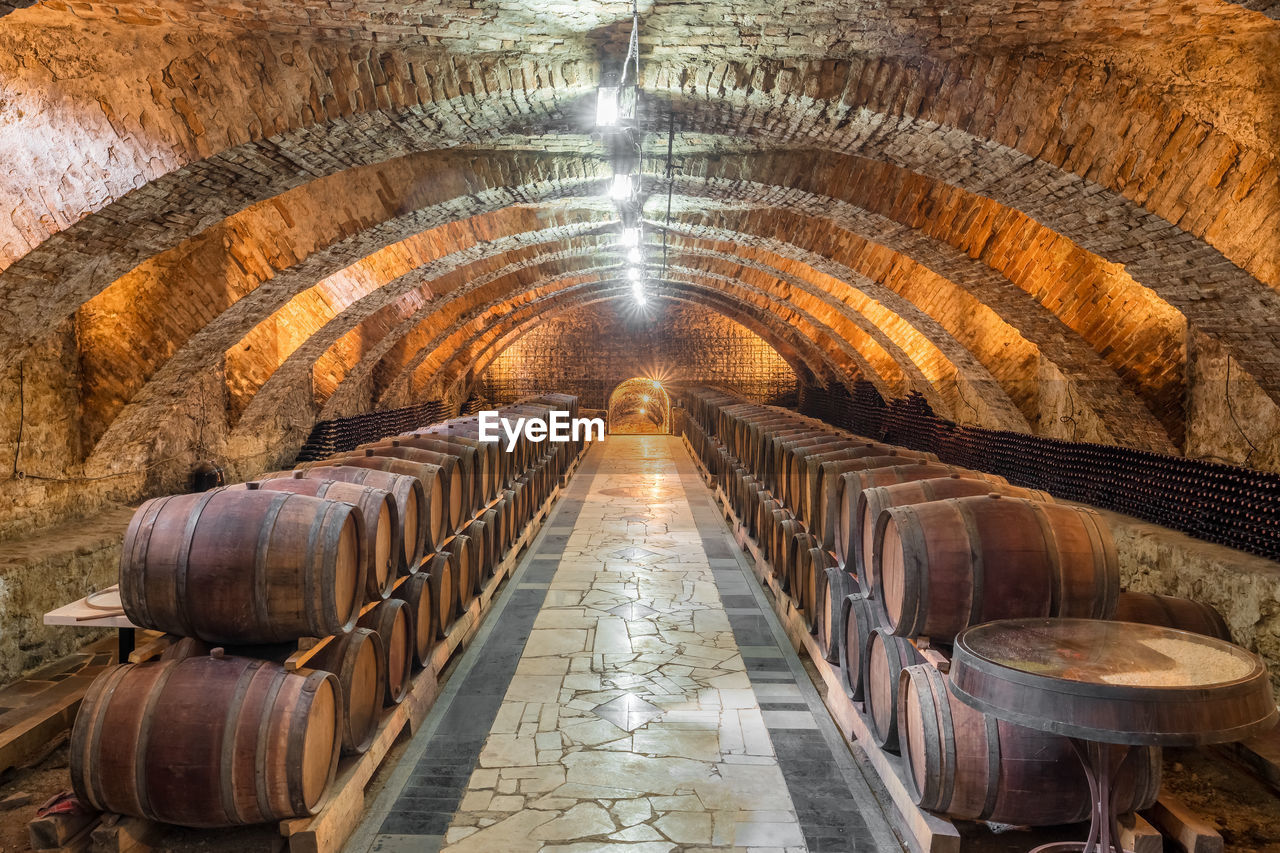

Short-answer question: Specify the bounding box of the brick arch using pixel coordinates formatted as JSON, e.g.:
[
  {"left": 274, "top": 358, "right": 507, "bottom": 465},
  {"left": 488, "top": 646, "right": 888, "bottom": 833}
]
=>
[
  {"left": 5, "top": 48, "right": 1269, "bottom": 384},
  {"left": 214, "top": 260, "right": 848, "bottom": 457},
  {"left": 373, "top": 265, "right": 880, "bottom": 399},
  {"left": 406, "top": 279, "right": 847, "bottom": 407},
  {"left": 666, "top": 153, "right": 1188, "bottom": 444},
  {"left": 391, "top": 276, "right": 848, "bottom": 408}
]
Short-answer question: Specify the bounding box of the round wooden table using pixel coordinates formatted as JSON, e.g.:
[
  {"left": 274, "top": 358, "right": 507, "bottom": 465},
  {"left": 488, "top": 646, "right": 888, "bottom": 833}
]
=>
[{"left": 950, "top": 617, "right": 1278, "bottom": 853}]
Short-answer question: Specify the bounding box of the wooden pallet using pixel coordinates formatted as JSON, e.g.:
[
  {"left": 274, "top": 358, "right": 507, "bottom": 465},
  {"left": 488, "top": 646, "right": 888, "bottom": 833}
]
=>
[{"left": 53, "top": 448, "right": 583, "bottom": 853}]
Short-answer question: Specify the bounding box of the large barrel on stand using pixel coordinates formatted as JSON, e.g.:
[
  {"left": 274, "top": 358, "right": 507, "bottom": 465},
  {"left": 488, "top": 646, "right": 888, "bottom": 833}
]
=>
[
  {"left": 898, "top": 664, "right": 1162, "bottom": 825},
  {"left": 120, "top": 489, "right": 363, "bottom": 644},
  {"left": 357, "top": 442, "right": 465, "bottom": 529},
  {"left": 70, "top": 653, "right": 340, "bottom": 827},
  {"left": 300, "top": 455, "right": 444, "bottom": 556},
  {"left": 876, "top": 496, "right": 1119, "bottom": 641}
]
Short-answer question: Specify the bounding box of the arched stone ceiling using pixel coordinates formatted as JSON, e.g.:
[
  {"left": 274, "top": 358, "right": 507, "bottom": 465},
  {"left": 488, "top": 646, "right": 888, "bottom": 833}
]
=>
[{"left": 1, "top": 0, "right": 1278, "bottom": 500}]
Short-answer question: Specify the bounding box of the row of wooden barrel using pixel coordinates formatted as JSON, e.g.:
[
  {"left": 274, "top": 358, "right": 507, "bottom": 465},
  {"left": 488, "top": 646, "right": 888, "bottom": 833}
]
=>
[
  {"left": 73, "top": 396, "right": 584, "bottom": 828},
  {"left": 677, "top": 389, "right": 1230, "bottom": 827},
  {"left": 120, "top": 401, "right": 583, "bottom": 645}
]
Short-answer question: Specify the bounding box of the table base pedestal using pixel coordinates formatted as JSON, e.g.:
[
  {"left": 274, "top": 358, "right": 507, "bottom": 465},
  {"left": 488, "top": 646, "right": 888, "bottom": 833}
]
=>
[{"left": 1028, "top": 739, "right": 1135, "bottom": 853}]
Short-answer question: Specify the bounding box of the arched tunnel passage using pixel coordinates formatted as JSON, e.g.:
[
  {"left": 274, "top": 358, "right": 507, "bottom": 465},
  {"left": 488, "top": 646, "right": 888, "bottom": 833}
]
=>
[{"left": 606, "top": 377, "right": 672, "bottom": 434}]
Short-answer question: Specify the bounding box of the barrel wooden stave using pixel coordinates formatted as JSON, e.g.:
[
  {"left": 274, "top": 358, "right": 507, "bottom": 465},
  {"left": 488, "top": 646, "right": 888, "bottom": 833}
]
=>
[
  {"left": 395, "top": 572, "right": 436, "bottom": 666},
  {"left": 866, "top": 627, "right": 923, "bottom": 752}
]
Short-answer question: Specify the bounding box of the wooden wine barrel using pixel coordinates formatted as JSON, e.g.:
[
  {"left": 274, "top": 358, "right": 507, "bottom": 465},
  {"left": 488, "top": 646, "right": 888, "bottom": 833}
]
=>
[
  {"left": 120, "top": 489, "right": 363, "bottom": 644},
  {"left": 395, "top": 572, "right": 436, "bottom": 666},
  {"left": 359, "top": 443, "right": 465, "bottom": 528},
  {"left": 839, "top": 593, "right": 880, "bottom": 701},
  {"left": 822, "top": 456, "right": 934, "bottom": 559},
  {"left": 806, "top": 447, "right": 940, "bottom": 540},
  {"left": 898, "top": 664, "right": 1162, "bottom": 824},
  {"left": 464, "top": 520, "right": 490, "bottom": 582},
  {"left": 499, "top": 493, "right": 517, "bottom": 552},
  {"left": 773, "top": 516, "right": 800, "bottom": 592},
  {"left": 819, "top": 563, "right": 852, "bottom": 663},
  {"left": 415, "top": 432, "right": 499, "bottom": 501},
  {"left": 834, "top": 461, "right": 971, "bottom": 572},
  {"left": 839, "top": 466, "right": 1008, "bottom": 578},
  {"left": 446, "top": 534, "right": 476, "bottom": 612},
  {"left": 387, "top": 436, "right": 479, "bottom": 515},
  {"left": 424, "top": 553, "right": 455, "bottom": 639},
  {"left": 358, "top": 599, "right": 412, "bottom": 706},
  {"left": 482, "top": 506, "right": 505, "bottom": 567},
  {"left": 876, "top": 496, "right": 1119, "bottom": 641},
  {"left": 228, "top": 478, "right": 397, "bottom": 601},
  {"left": 794, "top": 533, "right": 821, "bottom": 630},
  {"left": 858, "top": 476, "right": 1052, "bottom": 594},
  {"left": 1114, "top": 591, "right": 1231, "bottom": 640},
  {"left": 866, "top": 628, "right": 923, "bottom": 752},
  {"left": 302, "top": 455, "right": 444, "bottom": 555},
  {"left": 275, "top": 465, "right": 425, "bottom": 575},
  {"left": 343, "top": 449, "right": 458, "bottom": 537},
  {"left": 791, "top": 440, "right": 893, "bottom": 523},
  {"left": 308, "top": 628, "right": 386, "bottom": 755},
  {"left": 70, "top": 653, "right": 340, "bottom": 827}
]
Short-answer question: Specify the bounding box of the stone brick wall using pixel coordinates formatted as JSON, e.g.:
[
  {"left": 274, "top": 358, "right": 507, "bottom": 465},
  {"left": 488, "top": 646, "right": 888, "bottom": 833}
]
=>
[{"left": 479, "top": 301, "right": 798, "bottom": 409}]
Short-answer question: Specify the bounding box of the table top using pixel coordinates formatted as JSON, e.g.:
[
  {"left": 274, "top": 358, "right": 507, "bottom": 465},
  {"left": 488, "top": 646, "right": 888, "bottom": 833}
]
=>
[
  {"left": 951, "top": 617, "right": 1278, "bottom": 746},
  {"left": 44, "top": 585, "right": 138, "bottom": 630}
]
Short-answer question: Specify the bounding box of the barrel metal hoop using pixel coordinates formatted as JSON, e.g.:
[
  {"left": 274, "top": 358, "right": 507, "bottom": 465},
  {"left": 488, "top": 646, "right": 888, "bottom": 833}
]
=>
[
  {"left": 175, "top": 491, "right": 220, "bottom": 638},
  {"left": 218, "top": 660, "right": 264, "bottom": 824},
  {"left": 122, "top": 496, "right": 172, "bottom": 632},
  {"left": 253, "top": 493, "right": 290, "bottom": 638},
  {"left": 79, "top": 663, "right": 134, "bottom": 811},
  {"left": 955, "top": 499, "right": 985, "bottom": 631},
  {"left": 133, "top": 662, "right": 181, "bottom": 821},
  {"left": 909, "top": 666, "right": 943, "bottom": 808},
  {"left": 932, "top": 667, "right": 958, "bottom": 810},
  {"left": 980, "top": 707, "right": 1002, "bottom": 819},
  {"left": 1079, "top": 507, "right": 1119, "bottom": 617},
  {"left": 253, "top": 668, "right": 288, "bottom": 821},
  {"left": 302, "top": 500, "right": 329, "bottom": 636},
  {"left": 1026, "top": 499, "right": 1065, "bottom": 616}
]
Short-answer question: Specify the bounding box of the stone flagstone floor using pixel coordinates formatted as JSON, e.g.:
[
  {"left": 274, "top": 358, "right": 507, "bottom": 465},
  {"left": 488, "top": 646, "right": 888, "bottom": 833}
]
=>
[{"left": 352, "top": 435, "right": 900, "bottom": 853}]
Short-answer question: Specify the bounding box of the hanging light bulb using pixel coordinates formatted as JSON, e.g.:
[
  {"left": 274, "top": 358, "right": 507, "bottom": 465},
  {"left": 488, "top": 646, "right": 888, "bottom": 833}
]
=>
[
  {"left": 596, "top": 86, "right": 621, "bottom": 127},
  {"left": 626, "top": 247, "right": 642, "bottom": 264},
  {"left": 609, "top": 174, "right": 634, "bottom": 201}
]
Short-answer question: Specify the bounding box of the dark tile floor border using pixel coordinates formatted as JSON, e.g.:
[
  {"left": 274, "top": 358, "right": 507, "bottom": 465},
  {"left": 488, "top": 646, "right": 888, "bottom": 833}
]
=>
[
  {"left": 672, "top": 446, "right": 906, "bottom": 853},
  {"left": 347, "top": 446, "right": 604, "bottom": 853}
]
